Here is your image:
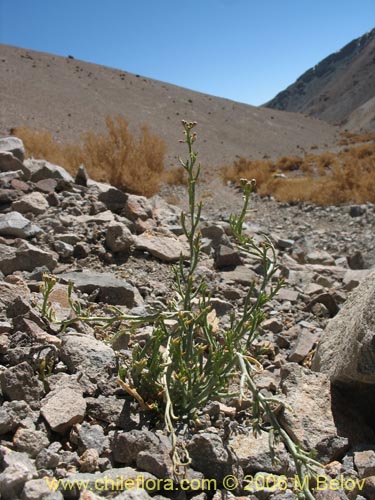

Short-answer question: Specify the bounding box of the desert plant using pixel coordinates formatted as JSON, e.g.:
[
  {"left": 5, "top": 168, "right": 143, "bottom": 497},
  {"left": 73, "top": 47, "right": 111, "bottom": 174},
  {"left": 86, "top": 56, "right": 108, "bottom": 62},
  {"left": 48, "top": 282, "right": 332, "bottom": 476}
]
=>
[
  {"left": 37, "top": 122, "right": 322, "bottom": 498},
  {"left": 13, "top": 116, "right": 166, "bottom": 197}
]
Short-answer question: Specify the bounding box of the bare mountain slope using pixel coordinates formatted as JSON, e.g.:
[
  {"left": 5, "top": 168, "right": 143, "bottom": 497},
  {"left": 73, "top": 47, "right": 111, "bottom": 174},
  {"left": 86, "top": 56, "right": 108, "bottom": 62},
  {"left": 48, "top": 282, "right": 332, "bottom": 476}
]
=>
[
  {"left": 265, "top": 28, "right": 375, "bottom": 131},
  {"left": 0, "top": 44, "right": 337, "bottom": 168}
]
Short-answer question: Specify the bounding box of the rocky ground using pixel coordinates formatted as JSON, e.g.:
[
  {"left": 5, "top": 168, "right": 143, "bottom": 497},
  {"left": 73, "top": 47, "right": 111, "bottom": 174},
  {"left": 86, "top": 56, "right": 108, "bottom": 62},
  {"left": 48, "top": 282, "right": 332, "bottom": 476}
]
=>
[{"left": 0, "top": 136, "right": 375, "bottom": 500}]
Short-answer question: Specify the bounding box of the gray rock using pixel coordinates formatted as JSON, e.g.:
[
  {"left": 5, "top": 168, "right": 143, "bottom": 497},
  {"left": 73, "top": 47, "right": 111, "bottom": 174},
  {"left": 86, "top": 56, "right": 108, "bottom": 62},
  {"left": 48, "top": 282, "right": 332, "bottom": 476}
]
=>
[
  {"left": 288, "top": 329, "right": 318, "bottom": 362},
  {"left": 347, "top": 251, "right": 366, "bottom": 270},
  {"left": 200, "top": 224, "right": 225, "bottom": 248},
  {"left": 23, "top": 159, "right": 74, "bottom": 183},
  {"left": 95, "top": 183, "right": 127, "bottom": 212},
  {"left": 123, "top": 194, "right": 153, "bottom": 221},
  {"left": 35, "top": 446, "right": 60, "bottom": 470},
  {"left": 349, "top": 205, "right": 366, "bottom": 217},
  {"left": 0, "top": 446, "right": 38, "bottom": 500},
  {"left": 187, "top": 432, "right": 241, "bottom": 482},
  {"left": 0, "top": 136, "right": 25, "bottom": 161},
  {"left": 12, "top": 192, "right": 49, "bottom": 215},
  {"left": 354, "top": 450, "right": 375, "bottom": 478},
  {"left": 343, "top": 269, "right": 371, "bottom": 291},
  {"left": 0, "top": 362, "right": 43, "bottom": 408},
  {"left": 220, "top": 265, "right": 258, "bottom": 285},
  {"left": 41, "top": 388, "right": 86, "bottom": 434},
  {"left": 13, "top": 428, "right": 50, "bottom": 458},
  {"left": 0, "top": 211, "right": 42, "bottom": 238},
  {"left": 0, "top": 151, "right": 26, "bottom": 174},
  {"left": 230, "top": 431, "right": 290, "bottom": 475},
  {"left": 262, "top": 318, "right": 283, "bottom": 333},
  {"left": 312, "top": 269, "right": 375, "bottom": 384},
  {"left": 61, "top": 467, "right": 157, "bottom": 498},
  {"left": 59, "top": 271, "right": 138, "bottom": 306},
  {"left": 305, "top": 250, "right": 335, "bottom": 266},
  {"left": 215, "top": 244, "right": 241, "bottom": 268},
  {"left": 279, "top": 364, "right": 338, "bottom": 457},
  {"left": 0, "top": 241, "right": 57, "bottom": 275},
  {"left": 304, "top": 292, "right": 339, "bottom": 317},
  {"left": 54, "top": 240, "right": 74, "bottom": 259},
  {"left": 106, "top": 222, "right": 134, "bottom": 253},
  {"left": 70, "top": 422, "right": 109, "bottom": 454},
  {"left": 85, "top": 395, "right": 128, "bottom": 426},
  {"left": 135, "top": 230, "right": 187, "bottom": 262},
  {"left": 111, "top": 430, "right": 172, "bottom": 478},
  {"left": 21, "top": 478, "right": 64, "bottom": 500},
  {"left": 0, "top": 401, "right": 33, "bottom": 435},
  {"left": 59, "top": 333, "right": 117, "bottom": 375}
]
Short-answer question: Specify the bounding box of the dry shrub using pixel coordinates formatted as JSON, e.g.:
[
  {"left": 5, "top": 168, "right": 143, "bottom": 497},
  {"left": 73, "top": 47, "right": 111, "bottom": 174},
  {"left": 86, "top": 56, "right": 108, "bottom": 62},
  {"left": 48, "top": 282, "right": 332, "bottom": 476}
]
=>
[
  {"left": 13, "top": 116, "right": 166, "bottom": 197},
  {"left": 275, "top": 156, "right": 303, "bottom": 171},
  {"left": 163, "top": 167, "right": 187, "bottom": 186},
  {"left": 222, "top": 134, "right": 375, "bottom": 205}
]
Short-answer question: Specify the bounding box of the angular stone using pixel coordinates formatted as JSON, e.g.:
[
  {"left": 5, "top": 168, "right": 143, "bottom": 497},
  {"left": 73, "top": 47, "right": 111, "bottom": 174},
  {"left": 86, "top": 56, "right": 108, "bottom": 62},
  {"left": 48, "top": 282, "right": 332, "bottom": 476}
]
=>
[
  {"left": 61, "top": 468, "right": 156, "bottom": 498},
  {"left": 12, "top": 192, "right": 49, "bottom": 215},
  {"left": 354, "top": 450, "right": 375, "bottom": 478},
  {"left": 0, "top": 136, "right": 25, "bottom": 161},
  {"left": 106, "top": 221, "right": 134, "bottom": 253},
  {"left": 0, "top": 151, "right": 26, "bottom": 174},
  {"left": 13, "top": 428, "right": 50, "bottom": 458},
  {"left": 220, "top": 265, "right": 258, "bottom": 285},
  {"left": 200, "top": 224, "right": 225, "bottom": 248},
  {"left": 59, "top": 271, "right": 138, "bottom": 306},
  {"left": 0, "top": 362, "right": 43, "bottom": 408},
  {"left": 135, "top": 230, "right": 187, "bottom": 262},
  {"left": 0, "top": 211, "right": 42, "bottom": 238},
  {"left": 288, "top": 329, "right": 318, "bottom": 362},
  {"left": 279, "top": 364, "right": 338, "bottom": 456},
  {"left": 112, "top": 430, "right": 172, "bottom": 479},
  {"left": 60, "top": 333, "right": 117, "bottom": 374},
  {"left": 187, "top": 432, "right": 240, "bottom": 482},
  {"left": 229, "top": 431, "right": 289, "bottom": 474},
  {"left": 95, "top": 183, "right": 127, "bottom": 212},
  {"left": 75, "top": 210, "right": 116, "bottom": 224},
  {"left": 262, "top": 318, "right": 283, "bottom": 333},
  {"left": 0, "top": 241, "right": 57, "bottom": 275},
  {"left": 305, "top": 250, "right": 335, "bottom": 266},
  {"left": 123, "top": 194, "right": 153, "bottom": 221},
  {"left": 0, "top": 446, "right": 37, "bottom": 500},
  {"left": 277, "top": 288, "right": 300, "bottom": 302},
  {"left": 23, "top": 159, "right": 74, "bottom": 183},
  {"left": 312, "top": 269, "right": 375, "bottom": 384},
  {"left": 41, "top": 388, "right": 86, "bottom": 434},
  {"left": 22, "top": 478, "right": 63, "bottom": 500},
  {"left": 0, "top": 401, "right": 32, "bottom": 435},
  {"left": 71, "top": 422, "right": 109, "bottom": 454},
  {"left": 215, "top": 244, "right": 241, "bottom": 268}
]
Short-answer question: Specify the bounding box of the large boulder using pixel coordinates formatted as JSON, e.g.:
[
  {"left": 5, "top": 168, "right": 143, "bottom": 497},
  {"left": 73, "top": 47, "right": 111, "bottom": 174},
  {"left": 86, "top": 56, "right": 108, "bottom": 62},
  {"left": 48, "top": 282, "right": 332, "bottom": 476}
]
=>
[{"left": 312, "top": 269, "right": 375, "bottom": 384}]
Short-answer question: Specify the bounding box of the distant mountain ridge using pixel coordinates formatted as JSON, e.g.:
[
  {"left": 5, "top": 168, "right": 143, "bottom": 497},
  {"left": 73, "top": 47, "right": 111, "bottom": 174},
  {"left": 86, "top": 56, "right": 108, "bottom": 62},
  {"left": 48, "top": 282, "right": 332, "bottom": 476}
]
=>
[
  {"left": 265, "top": 28, "right": 375, "bottom": 131},
  {"left": 0, "top": 44, "right": 337, "bottom": 169}
]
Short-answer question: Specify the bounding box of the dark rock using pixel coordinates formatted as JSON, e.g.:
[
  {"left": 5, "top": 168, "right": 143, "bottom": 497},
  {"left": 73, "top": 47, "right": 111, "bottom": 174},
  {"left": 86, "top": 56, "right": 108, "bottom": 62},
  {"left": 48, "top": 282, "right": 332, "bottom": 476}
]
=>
[
  {"left": 215, "top": 244, "right": 241, "bottom": 269},
  {"left": 0, "top": 446, "right": 38, "bottom": 500},
  {"left": 111, "top": 429, "right": 172, "bottom": 479},
  {"left": 0, "top": 401, "right": 33, "bottom": 435},
  {"left": 59, "top": 270, "right": 139, "bottom": 306},
  {"left": 0, "top": 241, "right": 57, "bottom": 275},
  {"left": 0, "top": 362, "right": 43, "bottom": 408}
]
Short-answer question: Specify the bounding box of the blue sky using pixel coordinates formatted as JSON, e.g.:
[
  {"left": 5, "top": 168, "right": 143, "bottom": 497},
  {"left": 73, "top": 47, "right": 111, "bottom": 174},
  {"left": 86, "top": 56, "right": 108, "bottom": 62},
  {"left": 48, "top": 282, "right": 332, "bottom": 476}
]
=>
[{"left": 0, "top": 0, "right": 374, "bottom": 105}]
